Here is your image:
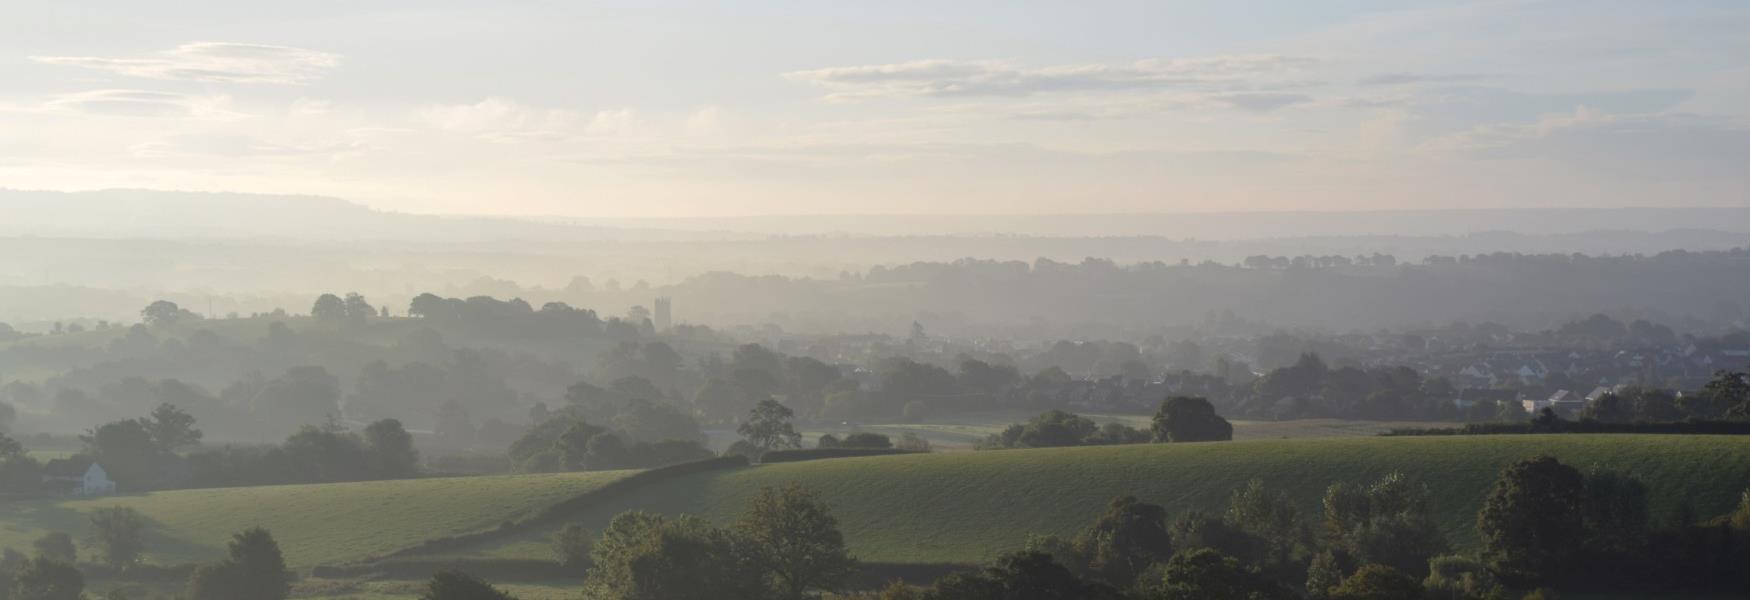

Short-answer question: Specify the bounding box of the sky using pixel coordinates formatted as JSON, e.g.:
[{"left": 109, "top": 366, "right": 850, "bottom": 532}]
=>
[{"left": 1, "top": 0, "right": 1747, "bottom": 218}]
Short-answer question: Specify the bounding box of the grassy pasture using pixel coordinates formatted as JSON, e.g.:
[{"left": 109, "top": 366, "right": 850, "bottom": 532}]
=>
[
  {"left": 4, "top": 433, "right": 1746, "bottom": 597},
  {"left": 458, "top": 435, "right": 1750, "bottom": 566},
  {"left": 0, "top": 470, "right": 634, "bottom": 568}
]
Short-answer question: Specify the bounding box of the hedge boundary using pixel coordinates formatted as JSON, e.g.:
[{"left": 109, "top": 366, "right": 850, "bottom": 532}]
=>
[
  {"left": 334, "top": 448, "right": 935, "bottom": 573},
  {"left": 759, "top": 448, "right": 922, "bottom": 463},
  {"left": 313, "top": 557, "right": 965, "bottom": 587},
  {"left": 1382, "top": 419, "right": 1750, "bottom": 436},
  {"left": 343, "top": 455, "right": 750, "bottom": 566}
]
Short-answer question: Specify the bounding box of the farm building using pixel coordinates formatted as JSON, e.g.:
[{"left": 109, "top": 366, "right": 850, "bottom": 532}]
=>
[{"left": 41, "top": 456, "right": 117, "bottom": 496}]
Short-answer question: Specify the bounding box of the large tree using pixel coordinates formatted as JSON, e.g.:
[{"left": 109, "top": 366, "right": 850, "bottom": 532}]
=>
[
  {"left": 737, "top": 399, "right": 802, "bottom": 452},
  {"left": 187, "top": 528, "right": 291, "bottom": 600},
  {"left": 310, "top": 294, "right": 348, "bottom": 324},
  {"left": 363, "top": 419, "right": 420, "bottom": 478},
  {"left": 343, "top": 293, "right": 375, "bottom": 326},
  {"left": 1073, "top": 495, "right": 1175, "bottom": 588},
  {"left": 144, "top": 403, "right": 203, "bottom": 453},
  {"left": 81, "top": 420, "right": 159, "bottom": 489},
  {"left": 0, "top": 431, "right": 40, "bottom": 494},
  {"left": 1321, "top": 472, "right": 1448, "bottom": 577},
  {"left": 1151, "top": 396, "right": 1233, "bottom": 443},
  {"left": 734, "top": 484, "right": 857, "bottom": 600},
  {"left": 1702, "top": 368, "right": 1750, "bottom": 419},
  {"left": 140, "top": 300, "right": 198, "bottom": 328},
  {"left": 1476, "top": 455, "right": 1585, "bottom": 586}
]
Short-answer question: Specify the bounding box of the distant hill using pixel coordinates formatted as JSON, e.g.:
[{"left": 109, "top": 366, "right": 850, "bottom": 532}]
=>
[
  {"left": 6, "top": 188, "right": 1750, "bottom": 241},
  {"left": 0, "top": 189, "right": 724, "bottom": 242},
  {"left": 562, "top": 207, "right": 1750, "bottom": 238}
]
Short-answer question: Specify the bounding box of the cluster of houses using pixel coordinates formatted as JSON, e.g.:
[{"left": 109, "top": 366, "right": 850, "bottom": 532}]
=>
[
  {"left": 1422, "top": 344, "right": 1749, "bottom": 395},
  {"left": 1517, "top": 385, "right": 1634, "bottom": 417}
]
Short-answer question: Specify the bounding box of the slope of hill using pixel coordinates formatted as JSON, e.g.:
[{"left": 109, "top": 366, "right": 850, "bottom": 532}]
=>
[
  {"left": 0, "top": 470, "right": 635, "bottom": 568},
  {"left": 4, "top": 435, "right": 1745, "bottom": 575},
  {"left": 456, "top": 435, "right": 1750, "bottom": 566}
]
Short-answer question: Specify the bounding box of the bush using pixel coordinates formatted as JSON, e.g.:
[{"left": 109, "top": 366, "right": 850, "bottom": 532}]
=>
[
  {"left": 88, "top": 507, "right": 145, "bottom": 570},
  {"left": 552, "top": 524, "right": 592, "bottom": 571},
  {"left": 30, "top": 534, "right": 75, "bottom": 565},
  {"left": 421, "top": 569, "right": 518, "bottom": 600},
  {"left": 1423, "top": 555, "right": 1508, "bottom": 600},
  {"left": 10, "top": 557, "right": 84, "bottom": 600},
  {"left": 978, "top": 410, "right": 1151, "bottom": 449},
  {"left": 1145, "top": 548, "right": 1292, "bottom": 600},
  {"left": 1327, "top": 564, "right": 1423, "bottom": 600}
]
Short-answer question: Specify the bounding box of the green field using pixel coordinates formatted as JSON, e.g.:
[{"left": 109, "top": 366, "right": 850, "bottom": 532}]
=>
[
  {"left": 5, "top": 434, "right": 1748, "bottom": 586},
  {"left": 0, "top": 470, "right": 634, "bottom": 568},
  {"left": 455, "top": 435, "right": 1750, "bottom": 566}
]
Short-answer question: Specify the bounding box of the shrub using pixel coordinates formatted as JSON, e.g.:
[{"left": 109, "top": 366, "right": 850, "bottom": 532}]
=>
[
  {"left": 420, "top": 569, "right": 519, "bottom": 600},
  {"left": 10, "top": 557, "right": 84, "bottom": 600},
  {"left": 1423, "top": 555, "right": 1508, "bottom": 600},
  {"left": 1327, "top": 564, "right": 1423, "bottom": 600},
  {"left": 30, "top": 534, "right": 75, "bottom": 565},
  {"left": 88, "top": 508, "right": 145, "bottom": 570},
  {"left": 552, "top": 524, "right": 592, "bottom": 571}
]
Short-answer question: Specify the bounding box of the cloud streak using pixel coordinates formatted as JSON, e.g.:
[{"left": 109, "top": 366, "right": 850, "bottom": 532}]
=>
[
  {"left": 785, "top": 55, "right": 1315, "bottom": 99},
  {"left": 32, "top": 42, "right": 340, "bottom": 85},
  {"left": 44, "top": 89, "right": 240, "bottom": 118},
  {"left": 1357, "top": 72, "right": 1479, "bottom": 86}
]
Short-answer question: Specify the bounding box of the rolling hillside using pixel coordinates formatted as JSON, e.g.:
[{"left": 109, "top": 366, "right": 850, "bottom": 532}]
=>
[
  {"left": 4, "top": 435, "right": 1747, "bottom": 576},
  {"left": 0, "top": 470, "right": 635, "bottom": 568},
  {"left": 455, "top": 435, "right": 1750, "bottom": 566}
]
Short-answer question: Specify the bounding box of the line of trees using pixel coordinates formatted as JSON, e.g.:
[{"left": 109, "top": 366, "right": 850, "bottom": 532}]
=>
[{"left": 978, "top": 397, "right": 1232, "bottom": 449}]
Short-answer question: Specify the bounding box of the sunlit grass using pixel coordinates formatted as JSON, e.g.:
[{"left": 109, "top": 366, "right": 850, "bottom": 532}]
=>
[
  {"left": 464, "top": 435, "right": 1750, "bottom": 566},
  {"left": 0, "top": 470, "right": 635, "bottom": 568}
]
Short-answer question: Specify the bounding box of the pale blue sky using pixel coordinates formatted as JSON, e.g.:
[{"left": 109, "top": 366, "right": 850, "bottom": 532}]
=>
[{"left": 1, "top": 1, "right": 1746, "bottom": 217}]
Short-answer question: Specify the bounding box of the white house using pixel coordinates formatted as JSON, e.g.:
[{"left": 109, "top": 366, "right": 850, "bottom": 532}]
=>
[{"left": 42, "top": 456, "right": 117, "bottom": 496}]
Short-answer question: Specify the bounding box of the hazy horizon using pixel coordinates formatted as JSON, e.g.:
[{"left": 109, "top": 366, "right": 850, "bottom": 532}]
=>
[{"left": 4, "top": 1, "right": 1748, "bottom": 217}]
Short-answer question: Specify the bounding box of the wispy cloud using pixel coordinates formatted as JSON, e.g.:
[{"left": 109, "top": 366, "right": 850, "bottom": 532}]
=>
[
  {"left": 1211, "top": 92, "right": 1314, "bottom": 112},
  {"left": 785, "top": 55, "right": 1316, "bottom": 100},
  {"left": 32, "top": 42, "right": 340, "bottom": 85},
  {"left": 411, "top": 98, "right": 641, "bottom": 141},
  {"left": 44, "top": 89, "right": 241, "bottom": 118},
  {"left": 1428, "top": 107, "right": 1750, "bottom": 180},
  {"left": 130, "top": 134, "right": 363, "bottom": 158},
  {"left": 1358, "top": 72, "right": 1478, "bottom": 86}
]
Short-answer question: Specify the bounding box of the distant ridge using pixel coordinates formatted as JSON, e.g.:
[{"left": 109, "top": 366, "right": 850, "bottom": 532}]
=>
[
  {"left": 5, "top": 188, "right": 1750, "bottom": 241},
  {"left": 559, "top": 206, "right": 1750, "bottom": 238},
  {"left": 0, "top": 189, "right": 734, "bottom": 242}
]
